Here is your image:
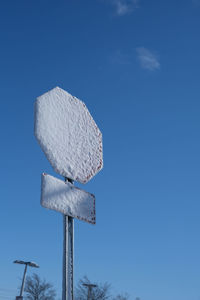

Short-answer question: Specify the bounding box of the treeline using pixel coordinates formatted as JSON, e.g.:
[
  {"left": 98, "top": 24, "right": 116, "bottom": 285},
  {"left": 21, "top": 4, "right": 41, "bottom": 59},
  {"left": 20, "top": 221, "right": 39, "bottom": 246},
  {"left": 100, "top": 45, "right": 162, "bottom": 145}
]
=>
[{"left": 23, "top": 273, "right": 129, "bottom": 300}]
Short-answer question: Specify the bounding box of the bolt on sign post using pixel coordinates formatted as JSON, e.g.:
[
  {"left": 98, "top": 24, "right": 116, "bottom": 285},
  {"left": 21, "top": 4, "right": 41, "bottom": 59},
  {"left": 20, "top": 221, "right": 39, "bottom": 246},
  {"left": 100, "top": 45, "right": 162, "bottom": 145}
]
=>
[{"left": 34, "top": 87, "right": 103, "bottom": 300}]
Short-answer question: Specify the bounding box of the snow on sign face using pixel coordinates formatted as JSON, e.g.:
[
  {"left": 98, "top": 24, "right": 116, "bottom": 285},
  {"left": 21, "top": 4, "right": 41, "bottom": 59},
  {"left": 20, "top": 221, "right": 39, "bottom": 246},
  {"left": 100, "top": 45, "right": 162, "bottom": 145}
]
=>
[
  {"left": 34, "top": 87, "right": 103, "bottom": 183},
  {"left": 41, "top": 173, "right": 96, "bottom": 224}
]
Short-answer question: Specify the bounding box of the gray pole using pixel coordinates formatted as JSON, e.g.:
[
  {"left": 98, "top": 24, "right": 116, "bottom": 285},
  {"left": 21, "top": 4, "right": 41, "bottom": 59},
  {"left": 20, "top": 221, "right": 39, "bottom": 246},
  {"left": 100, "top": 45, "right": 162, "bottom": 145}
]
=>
[
  {"left": 62, "top": 214, "right": 74, "bottom": 300},
  {"left": 62, "top": 178, "right": 74, "bottom": 300},
  {"left": 87, "top": 286, "right": 91, "bottom": 300},
  {"left": 20, "top": 264, "right": 28, "bottom": 297},
  {"left": 83, "top": 284, "right": 97, "bottom": 300},
  {"left": 14, "top": 260, "right": 39, "bottom": 300}
]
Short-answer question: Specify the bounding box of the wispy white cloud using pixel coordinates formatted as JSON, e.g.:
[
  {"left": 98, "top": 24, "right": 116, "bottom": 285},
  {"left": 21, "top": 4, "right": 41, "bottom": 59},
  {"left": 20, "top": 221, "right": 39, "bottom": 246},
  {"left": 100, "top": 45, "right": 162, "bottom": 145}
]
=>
[
  {"left": 136, "top": 47, "right": 160, "bottom": 71},
  {"left": 111, "top": 0, "right": 139, "bottom": 16}
]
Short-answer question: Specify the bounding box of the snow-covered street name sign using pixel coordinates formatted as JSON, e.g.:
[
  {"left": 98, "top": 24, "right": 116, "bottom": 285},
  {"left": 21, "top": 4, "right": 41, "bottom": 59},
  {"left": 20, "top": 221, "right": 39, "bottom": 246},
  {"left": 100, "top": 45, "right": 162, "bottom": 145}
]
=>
[{"left": 41, "top": 173, "right": 96, "bottom": 224}]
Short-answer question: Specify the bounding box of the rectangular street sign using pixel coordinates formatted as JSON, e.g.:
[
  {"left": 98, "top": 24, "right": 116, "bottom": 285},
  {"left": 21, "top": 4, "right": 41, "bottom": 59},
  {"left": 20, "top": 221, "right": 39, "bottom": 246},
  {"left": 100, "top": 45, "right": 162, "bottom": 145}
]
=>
[{"left": 41, "top": 173, "right": 96, "bottom": 224}]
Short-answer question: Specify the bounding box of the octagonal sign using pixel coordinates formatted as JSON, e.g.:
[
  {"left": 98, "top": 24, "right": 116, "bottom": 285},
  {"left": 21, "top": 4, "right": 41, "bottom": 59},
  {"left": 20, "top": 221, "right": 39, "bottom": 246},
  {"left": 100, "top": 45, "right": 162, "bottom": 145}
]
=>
[{"left": 34, "top": 87, "right": 103, "bottom": 184}]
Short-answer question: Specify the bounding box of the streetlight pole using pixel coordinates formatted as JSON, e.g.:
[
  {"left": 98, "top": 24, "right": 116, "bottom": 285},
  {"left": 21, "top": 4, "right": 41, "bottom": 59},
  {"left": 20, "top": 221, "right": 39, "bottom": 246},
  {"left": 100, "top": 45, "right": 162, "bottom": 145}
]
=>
[
  {"left": 83, "top": 283, "right": 97, "bottom": 300},
  {"left": 19, "top": 263, "right": 28, "bottom": 297},
  {"left": 14, "top": 260, "right": 39, "bottom": 300}
]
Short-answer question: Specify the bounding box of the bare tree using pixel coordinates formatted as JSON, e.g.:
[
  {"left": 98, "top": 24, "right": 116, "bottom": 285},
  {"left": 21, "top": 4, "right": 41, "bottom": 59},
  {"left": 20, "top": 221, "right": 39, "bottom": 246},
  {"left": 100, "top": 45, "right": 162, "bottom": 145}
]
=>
[
  {"left": 112, "top": 294, "right": 129, "bottom": 300},
  {"left": 24, "top": 273, "right": 56, "bottom": 300},
  {"left": 75, "top": 276, "right": 110, "bottom": 300}
]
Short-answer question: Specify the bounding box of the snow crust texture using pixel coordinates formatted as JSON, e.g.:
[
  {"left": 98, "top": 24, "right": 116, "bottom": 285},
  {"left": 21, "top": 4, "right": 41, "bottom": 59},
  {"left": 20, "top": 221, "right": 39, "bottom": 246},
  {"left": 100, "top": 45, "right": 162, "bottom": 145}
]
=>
[
  {"left": 34, "top": 87, "right": 103, "bottom": 183},
  {"left": 41, "top": 173, "right": 96, "bottom": 224}
]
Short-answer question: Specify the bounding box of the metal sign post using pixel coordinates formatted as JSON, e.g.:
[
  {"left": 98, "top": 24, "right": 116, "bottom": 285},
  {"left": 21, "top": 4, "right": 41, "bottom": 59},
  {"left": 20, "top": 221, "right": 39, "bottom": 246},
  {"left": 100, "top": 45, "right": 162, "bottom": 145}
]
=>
[
  {"left": 34, "top": 87, "right": 103, "bottom": 300},
  {"left": 63, "top": 177, "right": 74, "bottom": 300},
  {"left": 63, "top": 215, "right": 74, "bottom": 300}
]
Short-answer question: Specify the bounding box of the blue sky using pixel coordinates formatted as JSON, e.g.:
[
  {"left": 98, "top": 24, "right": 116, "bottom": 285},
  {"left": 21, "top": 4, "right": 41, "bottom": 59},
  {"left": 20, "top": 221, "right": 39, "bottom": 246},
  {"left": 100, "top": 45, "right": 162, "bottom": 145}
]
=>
[{"left": 0, "top": 0, "right": 200, "bottom": 299}]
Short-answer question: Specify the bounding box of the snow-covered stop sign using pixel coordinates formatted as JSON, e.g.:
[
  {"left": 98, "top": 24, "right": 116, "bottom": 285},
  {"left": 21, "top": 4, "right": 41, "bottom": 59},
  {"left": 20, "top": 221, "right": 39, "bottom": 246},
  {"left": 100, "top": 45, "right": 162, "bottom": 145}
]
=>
[{"left": 34, "top": 87, "right": 103, "bottom": 184}]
